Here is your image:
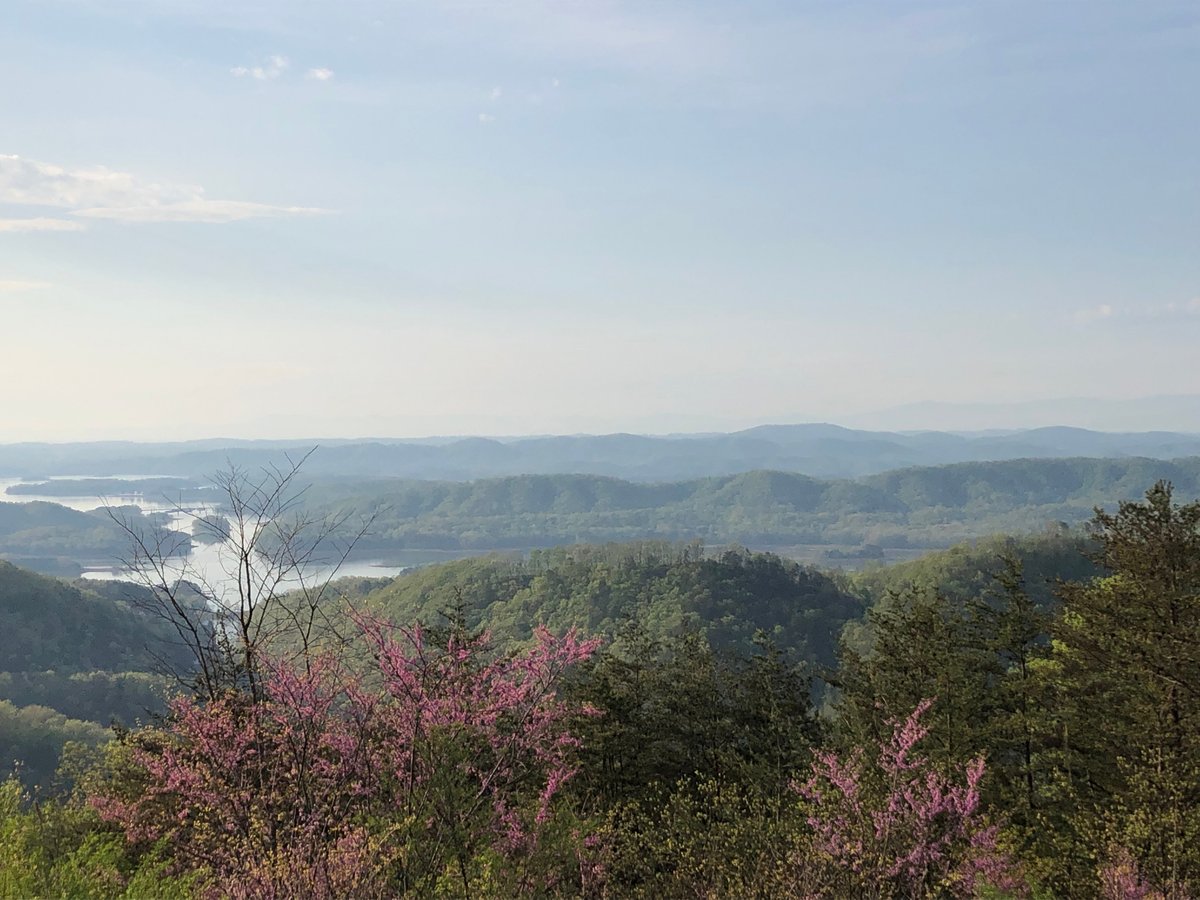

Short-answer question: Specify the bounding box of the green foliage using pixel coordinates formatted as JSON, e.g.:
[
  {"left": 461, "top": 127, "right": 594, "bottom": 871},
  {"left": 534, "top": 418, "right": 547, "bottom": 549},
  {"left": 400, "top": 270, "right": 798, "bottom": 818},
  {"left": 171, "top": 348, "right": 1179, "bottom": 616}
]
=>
[
  {"left": 834, "top": 586, "right": 1001, "bottom": 763},
  {"left": 568, "top": 626, "right": 820, "bottom": 806},
  {"left": 1045, "top": 481, "right": 1200, "bottom": 895},
  {"left": 601, "top": 779, "right": 805, "bottom": 898},
  {"left": 301, "top": 457, "right": 1200, "bottom": 552},
  {"left": 851, "top": 531, "right": 1100, "bottom": 611},
  {"left": 0, "top": 777, "right": 195, "bottom": 899},
  {"left": 0, "top": 703, "right": 110, "bottom": 788},
  {"left": 0, "top": 562, "right": 186, "bottom": 674},
  {"left": 0, "top": 671, "right": 169, "bottom": 727},
  {"left": 0, "top": 562, "right": 187, "bottom": 793},
  {"left": 0, "top": 501, "right": 189, "bottom": 565},
  {"left": 365, "top": 542, "right": 861, "bottom": 667}
]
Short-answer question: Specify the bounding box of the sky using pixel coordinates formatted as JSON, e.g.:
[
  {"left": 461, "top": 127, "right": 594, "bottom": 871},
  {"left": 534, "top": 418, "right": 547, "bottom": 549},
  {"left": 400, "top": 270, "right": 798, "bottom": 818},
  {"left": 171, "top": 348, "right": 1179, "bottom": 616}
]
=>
[{"left": 1, "top": 0, "right": 1198, "bottom": 440}]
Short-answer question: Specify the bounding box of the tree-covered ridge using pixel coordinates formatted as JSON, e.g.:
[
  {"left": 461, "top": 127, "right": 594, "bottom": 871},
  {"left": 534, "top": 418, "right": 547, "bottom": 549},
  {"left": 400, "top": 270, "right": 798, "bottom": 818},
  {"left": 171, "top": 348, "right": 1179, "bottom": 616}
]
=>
[
  {"left": 0, "top": 501, "right": 190, "bottom": 575},
  {"left": 0, "top": 564, "right": 182, "bottom": 785},
  {"left": 4, "top": 478, "right": 208, "bottom": 498},
  {"left": 6, "top": 456, "right": 1200, "bottom": 576},
  {"left": 850, "top": 531, "right": 1102, "bottom": 608},
  {"left": 0, "top": 672, "right": 168, "bottom": 728},
  {"left": 0, "top": 562, "right": 186, "bottom": 674},
  {"left": 306, "top": 455, "right": 1200, "bottom": 551},
  {"left": 362, "top": 542, "right": 862, "bottom": 668},
  {"left": 0, "top": 701, "right": 110, "bottom": 789}
]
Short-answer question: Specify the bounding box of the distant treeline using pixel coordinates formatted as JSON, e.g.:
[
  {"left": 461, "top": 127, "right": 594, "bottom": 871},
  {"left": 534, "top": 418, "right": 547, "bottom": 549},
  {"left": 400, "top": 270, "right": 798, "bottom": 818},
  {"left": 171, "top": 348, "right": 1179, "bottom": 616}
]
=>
[
  {"left": 304, "top": 456, "right": 1200, "bottom": 550},
  {"left": 6, "top": 456, "right": 1200, "bottom": 575},
  {"left": 0, "top": 502, "right": 190, "bottom": 572},
  {"left": 5, "top": 477, "right": 209, "bottom": 499}
]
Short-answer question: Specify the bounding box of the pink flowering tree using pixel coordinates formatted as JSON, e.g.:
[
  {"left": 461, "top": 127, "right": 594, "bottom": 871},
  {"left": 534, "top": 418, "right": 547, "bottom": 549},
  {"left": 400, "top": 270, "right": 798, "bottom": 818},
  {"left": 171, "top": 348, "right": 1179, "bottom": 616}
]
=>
[
  {"left": 1097, "top": 848, "right": 1183, "bottom": 900},
  {"left": 796, "top": 698, "right": 1026, "bottom": 898},
  {"left": 92, "top": 617, "right": 601, "bottom": 898}
]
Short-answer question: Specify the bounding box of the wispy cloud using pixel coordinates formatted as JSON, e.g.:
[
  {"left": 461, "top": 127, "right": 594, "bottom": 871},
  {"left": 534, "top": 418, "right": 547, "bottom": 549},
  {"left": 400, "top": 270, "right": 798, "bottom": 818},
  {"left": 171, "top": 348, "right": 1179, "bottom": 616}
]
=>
[
  {"left": 0, "top": 279, "right": 51, "bottom": 291},
  {"left": 73, "top": 201, "right": 326, "bottom": 224},
  {"left": 1072, "top": 303, "right": 1115, "bottom": 323},
  {"left": 1073, "top": 298, "right": 1200, "bottom": 323},
  {"left": 306, "top": 67, "right": 335, "bottom": 81},
  {"left": 0, "top": 216, "right": 86, "bottom": 232},
  {"left": 1162, "top": 298, "right": 1200, "bottom": 316},
  {"left": 231, "top": 54, "right": 289, "bottom": 80},
  {"left": 478, "top": 113, "right": 496, "bottom": 124},
  {"left": 0, "top": 154, "right": 329, "bottom": 224}
]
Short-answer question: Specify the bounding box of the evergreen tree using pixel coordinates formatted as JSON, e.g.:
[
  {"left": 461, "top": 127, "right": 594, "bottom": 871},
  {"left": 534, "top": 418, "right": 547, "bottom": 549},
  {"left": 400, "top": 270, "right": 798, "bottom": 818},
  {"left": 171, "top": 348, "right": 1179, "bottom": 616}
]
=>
[
  {"left": 1051, "top": 481, "right": 1200, "bottom": 895},
  {"left": 833, "top": 587, "right": 998, "bottom": 765}
]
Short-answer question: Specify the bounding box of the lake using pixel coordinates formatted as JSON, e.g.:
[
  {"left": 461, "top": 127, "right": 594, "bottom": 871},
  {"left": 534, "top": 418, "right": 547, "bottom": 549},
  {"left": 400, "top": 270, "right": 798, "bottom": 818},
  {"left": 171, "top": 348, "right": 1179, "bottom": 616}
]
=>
[{"left": 0, "top": 475, "right": 411, "bottom": 597}]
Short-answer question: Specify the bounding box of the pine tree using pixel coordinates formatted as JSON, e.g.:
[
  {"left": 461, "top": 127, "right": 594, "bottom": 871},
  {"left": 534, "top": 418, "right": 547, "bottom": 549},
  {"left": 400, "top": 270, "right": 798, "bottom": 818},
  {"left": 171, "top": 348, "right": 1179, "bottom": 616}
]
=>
[{"left": 1052, "top": 481, "right": 1200, "bottom": 895}]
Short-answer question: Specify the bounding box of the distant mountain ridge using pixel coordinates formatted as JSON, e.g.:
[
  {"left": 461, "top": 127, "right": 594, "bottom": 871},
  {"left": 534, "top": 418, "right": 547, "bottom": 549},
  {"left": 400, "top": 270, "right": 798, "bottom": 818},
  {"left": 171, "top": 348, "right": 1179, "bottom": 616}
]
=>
[
  {"left": 842, "top": 394, "right": 1200, "bottom": 432},
  {"left": 304, "top": 455, "right": 1200, "bottom": 553},
  {"left": 4, "top": 424, "right": 1200, "bottom": 482}
]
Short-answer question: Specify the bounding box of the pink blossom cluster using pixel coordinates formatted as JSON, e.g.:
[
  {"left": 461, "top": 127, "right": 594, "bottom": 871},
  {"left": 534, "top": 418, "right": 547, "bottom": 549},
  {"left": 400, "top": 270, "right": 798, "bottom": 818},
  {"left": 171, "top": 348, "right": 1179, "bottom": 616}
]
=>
[
  {"left": 93, "top": 618, "right": 600, "bottom": 895},
  {"left": 1098, "top": 848, "right": 1176, "bottom": 900},
  {"left": 796, "top": 698, "right": 1025, "bottom": 897}
]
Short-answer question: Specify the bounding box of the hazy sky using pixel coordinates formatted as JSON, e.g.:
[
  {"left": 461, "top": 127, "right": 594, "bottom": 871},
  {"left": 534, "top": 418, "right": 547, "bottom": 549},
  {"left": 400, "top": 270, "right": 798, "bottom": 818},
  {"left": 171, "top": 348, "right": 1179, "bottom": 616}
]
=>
[{"left": 2, "top": 0, "right": 1198, "bottom": 440}]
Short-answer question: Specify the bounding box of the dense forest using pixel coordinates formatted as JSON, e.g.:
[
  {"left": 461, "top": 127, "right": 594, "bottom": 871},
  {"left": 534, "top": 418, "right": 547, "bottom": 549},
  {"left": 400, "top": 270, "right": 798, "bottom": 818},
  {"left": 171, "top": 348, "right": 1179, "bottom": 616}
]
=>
[
  {"left": 7, "top": 456, "right": 1200, "bottom": 579},
  {"left": 302, "top": 456, "right": 1200, "bottom": 551},
  {"left": 0, "top": 502, "right": 189, "bottom": 576},
  {"left": 1, "top": 480, "right": 1198, "bottom": 896},
  {"left": 0, "top": 563, "right": 181, "bottom": 786},
  {"left": 361, "top": 542, "right": 861, "bottom": 668}
]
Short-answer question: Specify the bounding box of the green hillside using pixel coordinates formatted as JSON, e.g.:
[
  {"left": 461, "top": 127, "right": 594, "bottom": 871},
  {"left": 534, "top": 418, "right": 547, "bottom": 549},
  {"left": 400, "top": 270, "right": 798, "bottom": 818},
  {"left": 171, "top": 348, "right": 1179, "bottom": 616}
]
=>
[
  {"left": 0, "top": 563, "right": 184, "bottom": 785},
  {"left": 850, "top": 531, "right": 1102, "bottom": 609},
  {"left": 307, "top": 456, "right": 1200, "bottom": 552},
  {"left": 0, "top": 562, "right": 187, "bottom": 674},
  {"left": 0, "top": 501, "right": 191, "bottom": 576},
  {"left": 363, "top": 541, "right": 862, "bottom": 668}
]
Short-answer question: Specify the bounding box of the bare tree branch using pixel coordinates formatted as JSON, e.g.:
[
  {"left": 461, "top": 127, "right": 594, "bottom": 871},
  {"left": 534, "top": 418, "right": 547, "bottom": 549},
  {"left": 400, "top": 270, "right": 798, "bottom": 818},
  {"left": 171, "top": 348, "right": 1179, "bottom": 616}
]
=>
[{"left": 107, "top": 448, "right": 376, "bottom": 703}]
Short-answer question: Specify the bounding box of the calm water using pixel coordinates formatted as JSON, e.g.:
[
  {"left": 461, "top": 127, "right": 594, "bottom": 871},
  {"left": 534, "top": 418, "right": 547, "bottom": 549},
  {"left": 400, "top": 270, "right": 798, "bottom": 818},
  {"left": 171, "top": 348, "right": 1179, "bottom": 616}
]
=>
[
  {"left": 1, "top": 476, "right": 408, "bottom": 596},
  {"left": 0, "top": 474, "right": 195, "bottom": 512}
]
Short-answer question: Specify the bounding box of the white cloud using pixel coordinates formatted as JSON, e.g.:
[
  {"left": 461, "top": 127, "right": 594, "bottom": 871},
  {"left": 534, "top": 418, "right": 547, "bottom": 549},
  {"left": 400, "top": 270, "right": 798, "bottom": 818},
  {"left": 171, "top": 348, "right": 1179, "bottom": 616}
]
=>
[
  {"left": 0, "top": 216, "right": 86, "bottom": 232},
  {"left": 73, "top": 201, "right": 327, "bottom": 224},
  {"left": 478, "top": 113, "right": 496, "bottom": 123},
  {"left": 0, "top": 279, "right": 51, "bottom": 291},
  {"left": 490, "top": 85, "right": 503, "bottom": 100},
  {"left": 1, "top": 154, "right": 150, "bottom": 208},
  {"left": 0, "top": 154, "right": 329, "bottom": 224},
  {"left": 232, "top": 54, "right": 289, "bottom": 80},
  {"left": 306, "top": 67, "right": 335, "bottom": 81}
]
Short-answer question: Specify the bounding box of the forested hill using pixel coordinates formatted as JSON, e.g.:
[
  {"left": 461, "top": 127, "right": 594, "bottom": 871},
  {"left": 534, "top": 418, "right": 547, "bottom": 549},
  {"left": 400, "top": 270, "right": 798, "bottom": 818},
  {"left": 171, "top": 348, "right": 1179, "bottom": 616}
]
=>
[
  {"left": 4, "top": 424, "right": 1200, "bottom": 481},
  {"left": 361, "top": 543, "right": 862, "bottom": 668},
  {"left": 311, "top": 455, "right": 1200, "bottom": 551},
  {"left": 0, "top": 501, "right": 191, "bottom": 577},
  {"left": 0, "top": 562, "right": 183, "bottom": 785},
  {"left": 0, "top": 562, "right": 184, "bottom": 674},
  {"left": 850, "top": 532, "right": 1102, "bottom": 609}
]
